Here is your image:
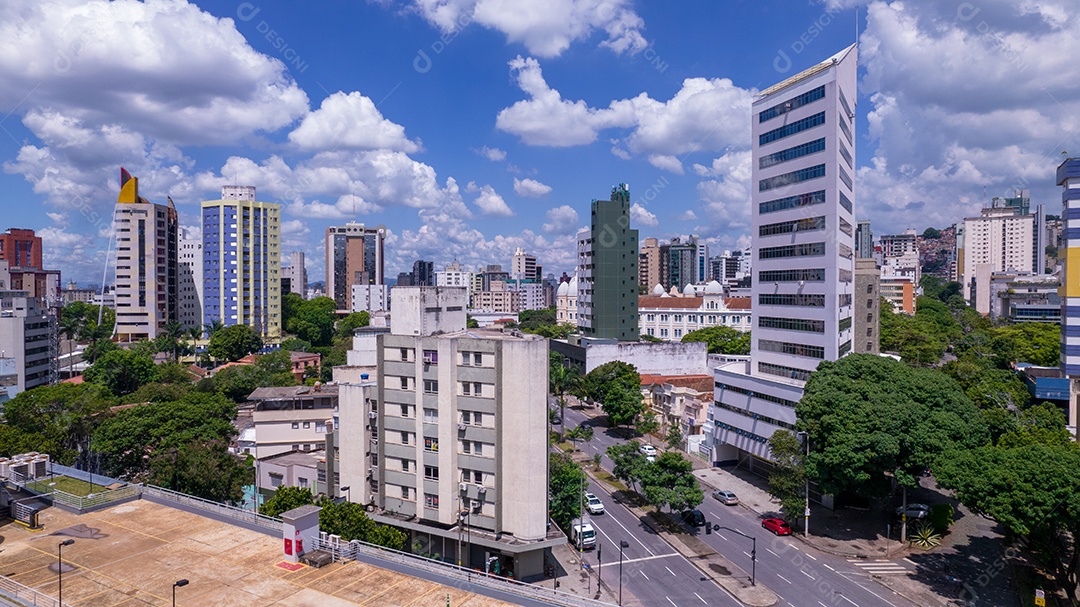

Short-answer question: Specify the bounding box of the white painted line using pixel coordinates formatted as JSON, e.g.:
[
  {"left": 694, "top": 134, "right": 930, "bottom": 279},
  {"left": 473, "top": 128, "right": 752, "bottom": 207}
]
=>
[
  {"left": 902, "top": 558, "right": 917, "bottom": 566},
  {"left": 717, "top": 533, "right": 729, "bottom": 541},
  {"left": 819, "top": 602, "right": 829, "bottom": 607},
  {"left": 694, "top": 592, "right": 707, "bottom": 604},
  {"left": 801, "top": 570, "right": 815, "bottom": 580},
  {"left": 776, "top": 574, "right": 792, "bottom": 584},
  {"left": 743, "top": 551, "right": 751, "bottom": 558},
  {"left": 640, "top": 570, "right": 650, "bottom": 581},
  {"left": 666, "top": 596, "right": 678, "bottom": 606},
  {"left": 766, "top": 548, "right": 780, "bottom": 557},
  {"left": 854, "top": 582, "right": 899, "bottom": 607},
  {"left": 824, "top": 563, "right": 835, "bottom": 571},
  {"left": 602, "top": 506, "right": 656, "bottom": 556},
  {"left": 665, "top": 565, "right": 677, "bottom": 577},
  {"left": 846, "top": 559, "right": 861, "bottom": 562},
  {"left": 840, "top": 595, "right": 858, "bottom": 606},
  {"left": 804, "top": 552, "right": 817, "bottom": 560},
  {"left": 618, "top": 553, "right": 679, "bottom": 565}
]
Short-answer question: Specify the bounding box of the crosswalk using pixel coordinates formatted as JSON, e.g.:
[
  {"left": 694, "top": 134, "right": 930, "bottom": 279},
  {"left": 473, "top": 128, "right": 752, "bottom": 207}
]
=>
[{"left": 846, "top": 558, "right": 911, "bottom": 575}]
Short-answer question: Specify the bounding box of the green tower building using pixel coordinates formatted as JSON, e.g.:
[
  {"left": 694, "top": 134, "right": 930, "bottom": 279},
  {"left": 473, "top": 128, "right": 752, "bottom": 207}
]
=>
[{"left": 576, "top": 184, "right": 640, "bottom": 341}]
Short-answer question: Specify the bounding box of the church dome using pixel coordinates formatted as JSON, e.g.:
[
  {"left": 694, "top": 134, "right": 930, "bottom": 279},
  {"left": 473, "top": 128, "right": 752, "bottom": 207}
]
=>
[
  {"left": 683, "top": 283, "right": 697, "bottom": 296},
  {"left": 652, "top": 283, "right": 665, "bottom": 296},
  {"left": 567, "top": 276, "right": 578, "bottom": 297},
  {"left": 557, "top": 281, "right": 569, "bottom": 296},
  {"left": 704, "top": 280, "right": 723, "bottom": 294}
]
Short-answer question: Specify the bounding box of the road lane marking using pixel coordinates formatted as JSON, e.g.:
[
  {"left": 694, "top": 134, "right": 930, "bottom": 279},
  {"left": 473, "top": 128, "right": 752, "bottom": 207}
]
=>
[
  {"left": 801, "top": 570, "right": 815, "bottom": 580},
  {"left": 804, "top": 552, "right": 817, "bottom": 560},
  {"left": 766, "top": 548, "right": 779, "bottom": 557},
  {"left": 743, "top": 551, "right": 751, "bottom": 558},
  {"left": 824, "top": 563, "right": 835, "bottom": 571},
  {"left": 640, "top": 571, "right": 650, "bottom": 581},
  {"left": 694, "top": 592, "right": 707, "bottom": 604},
  {"left": 601, "top": 505, "right": 656, "bottom": 556},
  {"left": 665, "top": 566, "right": 676, "bottom": 577},
  {"left": 618, "top": 553, "right": 679, "bottom": 565},
  {"left": 776, "top": 574, "right": 792, "bottom": 584},
  {"left": 666, "top": 597, "right": 678, "bottom": 607},
  {"left": 902, "top": 558, "right": 917, "bottom": 566},
  {"left": 851, "top": 580, "right": 899, "bottom": 607},
  {"left": 840, "top": 595, "right": 858, "bottom": 606},
  {"left": 819, "top": 602, "right": 829, "bottom": 607},
  {"left": 717, "top": 533, "right": 729, "bottom": 541}
]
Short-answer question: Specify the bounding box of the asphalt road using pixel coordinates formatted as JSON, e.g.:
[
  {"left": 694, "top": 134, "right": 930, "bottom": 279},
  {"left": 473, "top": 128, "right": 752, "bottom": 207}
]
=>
[{"left": 555, "top": 399, "right": 921, "bottom": 607}]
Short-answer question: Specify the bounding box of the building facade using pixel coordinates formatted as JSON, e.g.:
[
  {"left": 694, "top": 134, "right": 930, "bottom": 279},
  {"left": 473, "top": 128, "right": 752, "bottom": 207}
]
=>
[
  {"left": 577, "top": 184, "right": 639, "bottom": 341},
  {"left": 114, "top": 168, "right": 178, "bottom": 341},
  {"left": 202, "top": 186, "right": 281, "bottom": 339},
  {"left": 0, "top": 228, "right": 43, "bottom": 270},
  {"left": 326, "top": 223, "right": 386, "bottom": 311},
  {"left": 178, "top": 228, "right": 203, "bottom": 331},
  {"left": 961, "top": 197, "right": 1045, "bottom": 308},
  {"left": 0, "top": 271, "right": 56, "bottom": 392},
  {"left": 337, "top": 287, "right": 558, "bottom": 579},
  {"left": 1057, "top": 158, "right": 1080, "bottom": 426},
  {"left": 711, "top": 45, "right": 857, "bottom": 462},
  {"left": 282, "top": 251, "right": 308, "bottom": 298},
  {"left": 855, "top": 221, "right": 873, "bottom": 259},
  {"left": 638, "top": 285, "right": 751, "bottom": 340},
  {"left": 248, "top": 385, "right": 336, "bottom": 458},
  {"left": 511, "top": 247, "right": 538, "bottom": 281},
  {"left": 351, "top": 284, "right": 390, "bottom": 314},
  {"left": 854, "top": 258, "right": 880, "bottom": 354}
]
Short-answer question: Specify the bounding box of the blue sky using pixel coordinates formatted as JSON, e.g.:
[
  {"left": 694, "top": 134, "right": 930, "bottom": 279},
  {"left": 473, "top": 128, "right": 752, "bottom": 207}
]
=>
[{"left": 0, "top": 0, "right": 1076, "bottom": 284}]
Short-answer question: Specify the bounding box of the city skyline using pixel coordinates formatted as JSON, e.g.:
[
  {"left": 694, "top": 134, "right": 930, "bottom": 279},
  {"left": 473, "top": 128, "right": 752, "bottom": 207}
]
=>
[{"left": 0, "top": 1, "right": 1076, "bottom": 284}]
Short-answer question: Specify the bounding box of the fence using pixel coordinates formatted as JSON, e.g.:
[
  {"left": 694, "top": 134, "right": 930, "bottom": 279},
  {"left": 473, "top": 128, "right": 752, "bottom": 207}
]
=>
[
  {"left": 311, "top": 534, "right": 616, "bottom": 607},
  {"left": 142, "top": 485, "right": 283, "bottom": 533},
  {"left": 0, "top": 572, "right": 61, "bottom": 607}
]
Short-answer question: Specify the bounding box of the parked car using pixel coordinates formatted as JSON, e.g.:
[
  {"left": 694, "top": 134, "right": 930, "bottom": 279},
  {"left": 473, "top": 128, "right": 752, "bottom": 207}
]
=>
[
  {"left": 680, "top": 509, "right": 706, "bottom": 527},
  {"left": 762, "top": 517, "right": 793, "bottom": 536},
  {"left": 639, "top": 444, "right": 657, "bottom": 457},
  {"left": 585, "top": 492, "right": 605, "bottom": 515},
  {"left": 551, "top": 414, "right": 561, "bottom": 425},
  {"left": 895, "top": 503, "right": 931, "bottom": 520},
  {"left": 711, "top": 490, "right": 739, "bottom": 506}
]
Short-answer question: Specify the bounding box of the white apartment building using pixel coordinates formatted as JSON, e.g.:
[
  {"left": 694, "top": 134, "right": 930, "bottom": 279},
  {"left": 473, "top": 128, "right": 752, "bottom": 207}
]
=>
[
  {"left": 510, "top": 247, "right": 538, "bottom": 281},
  {"left": 178, "top": 229, "right": 203, "bottom": 331},
  {"left": 505, "top": 280, "right": 546, "bottom": 311},
  {"left": 710, "top": 45, "right": 857, "bottom": 462},
  {"left": 283, "top": 251, "right": 307, "bottom": 298},
  {"left": 638, "top": 282, "right": 751, "bottom": 340},
  {"left": 0, "top": 274, "right": 56, "bottom": 391},
  {"left": 337, "top": 286, "right": 560, "bottom": 579},
  {"left": 962, "top": 202, "right": 1045, "bottom": 312},
  {"left": 350, "top": 284, "right": 389, "bottom": 314},
  {"left": 247, "top": 385, "right": 337, "bottom": 459}
]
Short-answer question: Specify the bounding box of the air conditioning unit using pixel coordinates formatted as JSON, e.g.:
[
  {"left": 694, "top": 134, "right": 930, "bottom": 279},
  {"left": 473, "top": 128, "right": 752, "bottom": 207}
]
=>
[
  {"left": 422, "top": 354, "right": 434, "bottom": 364},
  {"left": 368, "top": 411, "right": 378, "bottom": 419},
  {"left": 459, "top": 482, "right": 469, "bottom": 493},
  {"left": 477, "top": 486, "right": 487, "bottom": 494},
  {"left": 366, "top": 468, "right": 374, "bottom": 479},
  {"left": 457, "top": 423, "right": 467, "bottom": 431}
]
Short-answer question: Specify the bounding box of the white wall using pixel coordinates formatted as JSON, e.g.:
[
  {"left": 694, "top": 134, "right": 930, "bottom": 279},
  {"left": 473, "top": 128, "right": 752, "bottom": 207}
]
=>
[{"left": 584, "top": 341, "right": 709, "bottom": 375}]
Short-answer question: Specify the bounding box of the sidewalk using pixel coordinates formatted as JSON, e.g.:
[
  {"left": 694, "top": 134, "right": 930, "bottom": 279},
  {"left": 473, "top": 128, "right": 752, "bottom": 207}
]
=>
[{"left": 546, "top": 542, "right": 620, "bottom": 605}]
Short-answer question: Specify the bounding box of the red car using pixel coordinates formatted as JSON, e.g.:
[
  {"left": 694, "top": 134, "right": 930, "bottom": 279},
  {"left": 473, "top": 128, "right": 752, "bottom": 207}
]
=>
[{"left": 762, "top": 517, "right": 793, "bottom": 536}]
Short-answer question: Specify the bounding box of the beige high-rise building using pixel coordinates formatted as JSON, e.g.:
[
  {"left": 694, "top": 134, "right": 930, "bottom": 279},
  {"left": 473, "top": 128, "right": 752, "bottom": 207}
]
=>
[
  {"left": 326, "top": 223, "right": 386, "bottom": 312},
  {"left": 114, "top": 168, "right": 178, "bottom": 341},
  {"left": 639, "top": 237, "right": 662, "bottom": 288},
  {"left": 337, "top": 286, "right": 560, "bottom": 579},
  {"left": 854, "top": 258, "right": 880, "bottom": 354}
]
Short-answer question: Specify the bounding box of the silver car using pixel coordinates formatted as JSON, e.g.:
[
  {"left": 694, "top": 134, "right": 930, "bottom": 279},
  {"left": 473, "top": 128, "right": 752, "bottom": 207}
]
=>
[{"left": 712, "top": 489, "right": 739, "bottom": 506}]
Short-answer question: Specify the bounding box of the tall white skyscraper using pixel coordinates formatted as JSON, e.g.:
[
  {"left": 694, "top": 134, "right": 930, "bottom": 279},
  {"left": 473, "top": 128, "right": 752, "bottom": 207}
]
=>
[
  {"left": 283, "top": 251, "right": 307, "bottom": 298},
  {"left": 710, "top": 45, "right": 857, "bottom": 461},
  {"left": 178, "top": 228, "right": 203, "bottom": 331}
]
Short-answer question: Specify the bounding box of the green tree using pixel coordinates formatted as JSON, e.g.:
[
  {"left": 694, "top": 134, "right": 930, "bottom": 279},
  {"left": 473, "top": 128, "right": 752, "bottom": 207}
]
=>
[
  {"left": 466, "top": 315, "right": 479, "bottom": 329},
  {"left": 61, "top": 301, "right": 115, "bottom": 341},
  {"left": 584, "top": 361, "right": 643, "bottom": 428},
  {"left": 207, "top": 324, "right": 264, "bottom": 362},
  {"left": 204, "top": 318, "right": 225, "bottom": 339},
  {"left": 283, "top": 296, "right": 337, "bottom": 347},
  {"left": 83, "top": 349, "right": 160, "bottom": 396},
  {"left": 157, "top": 361, "right": 195, "bottom": 385},
  {"left": 564, "top": 424, "right": 593, "bottom": 452},
  {"left": 548, "top": 452, "right": 586, "bottom": 532},
  {"left": 318, "top": 498, "right": 407, "bottom": 550},
  {"left": 664, "top": 425, "right": 683, "bottom": 451},
  {"left": 149, "top": 439, "right": 252, "bottom": 503},
  {"left": 281, "top": 337, "right": 311, "bottom": 352},
  {"left": 83, "top": 338, "right": 118, "bottom": 364},
  {"left": 635, "top": 411, "right": 660, "bottom": 444},
  {"left": 987, "top": 323, "right": 1060, "bottom": 367},
  {"left": 935, "top": 443, "right": 1080, "bottom": 605},
  {"left": 254, "top": 350, "right": 299, "bottom": 386},
  {"left": 921, "top": 227, "right": 942, "bottom": 240},
  {"left": 155, "top": 320, "right": 186, "bottom": 362},
  {"left": 121, "top": 382, "right": 191, "bottom": 405},
  {"left": 879, "top": 306, "right": 947, "bottom": 365},
  {"left": 336, "top": 311, "right": 370, "bottom": 338},
  {"left": 202, "top": 364, "right": 263, "bottom": 402},
  {"left": 606, "top": 442, "right": 649, "bottom": 494},
  {"left": 797, "top": 354, "right": 988, "bottom": 498},
  {"left": 260, "top": 486, "right": 315, "bottom": 518},
  {"left": 3, "top": 383, "right": 117, "bottom": 463},
  {"left": 92, "top": 392, "right": 238, "bottom": 480},
  {"left": 639, "top": 451, "right": 703, "bottom": 512},
  {"left": 600, "top": 381, "right": 645, "bottom": 428},
  {"left": 767, "top": 430, "right": 807, "bottom": 529},
  {"left": 0, "top": 425, "right": 58, "bottom": 458},
  {"left": 941, "top": 356, "right": 1031, "bottom": 410},
  {"left": 681, "top": 326, "right": 751, "bottom": 355}
]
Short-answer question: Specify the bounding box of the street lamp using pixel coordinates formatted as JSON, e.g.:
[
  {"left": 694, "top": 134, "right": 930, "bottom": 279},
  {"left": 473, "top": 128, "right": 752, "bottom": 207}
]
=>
[
  {"left": 340, "top": 485, "right": 351, "bottom": 502},
  {"left": 797, "top": 431, "right": 810, "bottom": 537},
  {"left": 172, "top": 579, "right": 189, "bottom": 606},
  {"left": 618, "top": 540, "right": 629, "bottom": 606},
  {"left": 57, "top": 539, "right": 74, "bottom": 605},
  {"left": 716, "top": 526, "right": 755, "bottom": 586}
]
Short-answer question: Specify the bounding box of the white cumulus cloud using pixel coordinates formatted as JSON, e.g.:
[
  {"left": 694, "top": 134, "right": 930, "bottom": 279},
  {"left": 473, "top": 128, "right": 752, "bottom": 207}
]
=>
[
  {"left": 473, "top": 184, "right": 514, "bottom": 216},
  {"left": 289, "top": 91, "right": 421, "bottom": 153},
  {"left": 542, "top": 205, "right": 579, "bottom": 233},
  {"left": 513, "top": 177, "right": 552, "bottom": 197}
]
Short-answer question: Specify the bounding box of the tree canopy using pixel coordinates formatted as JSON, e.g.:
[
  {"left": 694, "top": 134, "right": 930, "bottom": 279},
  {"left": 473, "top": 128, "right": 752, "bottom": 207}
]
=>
[
  {"left": 548, "top": 452, "right": 586, "bottom": 532},
  {"left": 4, "top": 383, "right": 117, "bottom": 463},
  {"left": 83, "top": 349, "right": 160, "bottom": 396},
  {"left": 60, "top": 301, "right": 115, "bottom": 341},
  {"left": 260, "top": 487, "right": 407, "bottom": 551},
  {"left": 797, "top": 354, "right": 988, "bottom": 498},
  {"left": 283, "top": 294, "right": 337, "bottom": 347},
  {"left": 681, "top": 326, "right": 751, "bottom": 355},
  {"left": 583, "top": 361, "right": 643, "bottom": 427},
  {"left": 207, "top": 324, "right": 264, "bottom": 362}
]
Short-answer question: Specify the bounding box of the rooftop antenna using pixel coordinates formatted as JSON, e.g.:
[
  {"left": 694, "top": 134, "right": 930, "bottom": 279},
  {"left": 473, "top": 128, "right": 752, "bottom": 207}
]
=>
[{"left": 855, "top": 4, "right": 860, "bottom": 46}]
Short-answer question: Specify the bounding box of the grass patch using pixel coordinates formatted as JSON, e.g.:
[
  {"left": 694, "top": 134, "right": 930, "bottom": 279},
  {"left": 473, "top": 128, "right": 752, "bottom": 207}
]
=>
[
  {"left": 595, "top": 471, "right": 627, "bottom": 492},
  {"left": 27, "top": 476, "right": 109, "bottom": 496}
]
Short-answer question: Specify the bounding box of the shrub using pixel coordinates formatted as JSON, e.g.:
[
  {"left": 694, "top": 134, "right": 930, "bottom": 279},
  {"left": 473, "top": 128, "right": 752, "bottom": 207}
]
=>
[
  {"left": 929, "top": 503, "right": 954, "bottom": 534},
  {"left": 910, "top": 521, "right": 942, "bottom": 549}
]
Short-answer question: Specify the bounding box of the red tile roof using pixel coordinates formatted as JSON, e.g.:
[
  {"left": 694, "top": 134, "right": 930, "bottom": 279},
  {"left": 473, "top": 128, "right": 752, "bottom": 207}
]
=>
[
  {"left": 638, "top": 296, "right": 752, "bottom": 310},
  {"left": 640, "top": 374, "right": 715, "bottom": 394}
]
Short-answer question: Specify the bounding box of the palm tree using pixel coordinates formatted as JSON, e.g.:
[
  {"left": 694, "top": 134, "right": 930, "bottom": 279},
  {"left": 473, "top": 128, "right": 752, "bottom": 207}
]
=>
[
  {"left": 204, "top": 319, "right": 225, "bottom": 338},
  {"left": 565, "top": 424, "right": 593, "bottom": 452},
  {"left": 549, "top": 358, "right": 582, "bottom": 433},
  {"left": 162, "top": 320, "right": 184, "bottom": 362},
  {"left": 58, "top": 312, "right": 84, "bottom": 378}
]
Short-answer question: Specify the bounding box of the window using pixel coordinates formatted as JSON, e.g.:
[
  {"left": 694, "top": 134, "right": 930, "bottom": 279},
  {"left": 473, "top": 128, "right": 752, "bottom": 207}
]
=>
[
  {"left": 867, "top": 327, "right": 873, "bottom": 336},
  {"left": 758, "top": 85, "right": 825, "bottom": 122},
  {"left": 424, "top": 437, "right": 438, "bottom": 452},
  {"left": 291, "top": 422, "right": 299, "bottom": 429},
  {"left": 401, "top": 431, "right": 410, "bottom": 445},
  {"left": 269, "top": 473, "right": 283, "bottom": 487},
  {"left": 759, "top": 242, "right": 825, "bottom": 259},
  {"left": 315, "top": 421, "right": 326, "bottom": 433},
  {"left": 867, "top": 298, "right": 874, "bottom": 309},
  {"left": 759, "top": 268, "right": 825, "bottom": 283},
  {"left": 660, "top": 314, "right": 669, "bottom": 322},
  {"left": 473, "top": 412, "right": 484, "bottom": 427},
  {"left": 299, "top": 477, "right": 308, "bottom": 489},
  {"left": 758, "top": 362, "right": 812, "bottom": 382},
  {"left": 759, "top": 190, "right": 826, "bottom": 215},
  {"left": 424, "top": 465, "right": 439, "bottom": 480},
  {"left": 839, "top": 294, "right": 852, "bottom": 307},
  {"left": 759, "top": 164, "right": 825, "bottom": 192},
  {"left": 839, "top": 317, "right": 852, "bottom": 332},
  {"left": 839, "top": 218, "right": 853, "bottom": 236},
  {"left": 839, "top": 340, "right": 852, "bottom": 357},
  {"left": 674, "top": 329, "right": 682, "bottom": 338},
  {"left": 759, "top": 138, "right": 826, "bottom": 169},
  {"left": 839, "top": 192, "right": 853, "bottom": 213},
  {"left": 473, "top": 470, "right": 484, "bottom": 484},
  {"left": 401, "top": 459, "right": 411, "bottom": 472},
  {"left": 462, "top": 441, "right": 471, "bottom": 454},
  {"left": 866, "top": 284, "right": 874, "bottom": 294},
  {"left": 473, "top": 382, "right": 482, "bottom": 397},
  {"left": 674, "top": 314, "right": 683, "bottom": 322},
  {"left": 303, "top": 444, "right": 311, "bottom": 451},
  {"left": 758, "top": 317, "right": 825, "bottom": 333},
  {"left": 867, "top": 341, "right": 873, "bottom": 350},
  {"left": 473, "top": 442, "right": 484, "bottom": 456},
  {"left": 759, "top": 112, "right": 825, "bottom": 145},
  {"left": 759, "top": 216, "right": 826, "bottom": 237},
  {"left": 291, "top": 444, "right": 300, "bottom": 450},
  {"left": 647, "top": 314, "right": 655, "bottom": 321},
  {"left": 759, "top": 339, "right": 825, "bottom": 359},
  {"left": 474, "top": 353, "right": 483, "bottom": 366},
  {"left": 424, "top": 379, "right": 439, "bottom": 393},
  {"left": 303, "top": 421, "right": 311, "bottom": 429},
  {"left": 423, "top": 408, "right": 438, "bottom": 423},
  {"left": 425, "top": 493, "right": 439, "bottom": 509},
  {"left": 758, "top": 294, "right": 825, "bottom": 307},
  {"left": 400, "top": 348, "right": 409, "bottom": 361},
  {"left": 423, "top": 349, "right": 438, "bottom": 364},
  {"left": 401, "top": 486, "right": 412, "bottom": 500},
  {"left": 866, "top": 313, "right": 873, "bottom": 322},
  {"left": 461, "top": 411, "right": 471, "bottom": 425},
  {"left": 462, "top": 382, "right": 471, "bottom": 396},
  {"left": 400, "top": 404, "right": 411, "bottom": 418},
  {"left": 660, "top": 328, "right": 669, "bottom": 338},
  {"left": 399, "top": 376, "right": 408, "bottom": 390}
]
